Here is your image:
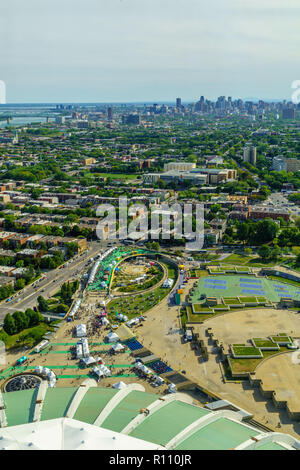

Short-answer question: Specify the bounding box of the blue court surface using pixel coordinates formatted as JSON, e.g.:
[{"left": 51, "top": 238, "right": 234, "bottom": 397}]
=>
[{"left": 191, "top": 274, "right": 300, "bottom": 302}]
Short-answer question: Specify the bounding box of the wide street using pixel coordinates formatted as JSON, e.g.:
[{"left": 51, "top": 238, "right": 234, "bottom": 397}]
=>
[{"left": 0, "top": 241, "right": 107, "bottom": 322}]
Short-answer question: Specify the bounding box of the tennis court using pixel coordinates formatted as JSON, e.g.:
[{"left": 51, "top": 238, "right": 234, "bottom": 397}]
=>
[{"left": 191, "top": 275, "right": 300, "bottom": 303}]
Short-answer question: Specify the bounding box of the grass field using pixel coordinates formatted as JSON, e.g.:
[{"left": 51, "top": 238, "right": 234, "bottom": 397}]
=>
[
  {"left": 107, "top": 285, "right": 170, "bottom": 319},
  {"left": 96, "top": 173, "right": 139, "bottom": 180},
  {"left": 251, "top": 338, "right": 279, "bottom": 349},
  {"left": 232, "top": 345, "right": 262, "bottom": 357},
  {"left": 229, "top": 347, "right": 289, "bottom": 374},
  {"left": 0, "top": 322, "right": 55, "bottom": 350},
  {"left": 107, "top": 260, "right": 178, "bottom": 320}
]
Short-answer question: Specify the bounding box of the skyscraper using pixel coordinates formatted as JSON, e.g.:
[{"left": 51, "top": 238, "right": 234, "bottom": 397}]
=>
[
  {"left": 243, "top": 146, "right": 257, "bottom": 165},
  {"left": 107, "top": 106, "right": 113, "bottom": 121},
  {"left": 176, "top": 97, "right": 182, "bottom": 108},
  {"left": 282, "top": 108, "right": 296, "bottom": 119}
]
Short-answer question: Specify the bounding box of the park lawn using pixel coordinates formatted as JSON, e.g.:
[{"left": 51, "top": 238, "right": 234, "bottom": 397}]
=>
[
  {"left": 238, "top": 296, "right": 258, "bottom": 303},
  {"left": 189, "top": 269, "right": 208, "bottom": 277},
  {"left": 107, "top": 285, "right": 170, "bottom": 320},
  {"left": 220, "top": 254, "right": 250, "bottom": 265},
  {"left": 180, "top": 308, "right": 188, "bottom": 330},
  {"left": 197, "top": 270, "right": 209, "bottom": 277},
  {"left": 186, "top": 306, "right": 222, "bottom": 323},
  {"left": 95, "top": 173, "right": 138, "bottom": 180},
  {"left": 223, "top": 298, "right": 241, "bottom": 305},
  {"left": 0, "top": 322, "right": 54, "bottom": 350},
  {"left": 209, "top": 267, "right": 225, "bottom": 273},
  {"left": 246, "top": 258, "right": 278, "bottom": 267},
  {"left": 230, "top": 348, "right": 289, "bottom": 374},
  {"left": 232, "top": 345, "right": 261, "bottom": 356},
  {"left": 115, "top": 270, "right": 163, "bottom": 293},
  {"left": 256, "top": 296, "right": 267, "bottom": 302},
  {"left": 270, "top": 334, "right": 292, "bottom": 343},
  {"left": 192, "top": 304, "right": 214, "bottom": 313},
  {"left": 108, "top": 259, "right": 178, "bottom": 320},
  {"left": 251, "top": 338, "right": 279, "bottom": 348},
  {"left": 235, "top": 266, "right": 251, "bottom": 272}
]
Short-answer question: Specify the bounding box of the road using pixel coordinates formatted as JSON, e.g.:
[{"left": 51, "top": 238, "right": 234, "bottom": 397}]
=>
[
  {"left": 268, "top": 191, "right": 300, "bottom": 217},
  {"left": 0, "top": 241, "right": 109, "bottom": 322}
]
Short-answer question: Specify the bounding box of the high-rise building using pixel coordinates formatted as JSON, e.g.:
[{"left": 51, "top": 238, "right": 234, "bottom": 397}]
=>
[
  {"left": 176, "top": 98, "right": 182, "bottom": 108},
  {"left": 107, "top": 106, "right": 113, "bottom": 121},
  {"left": 286, "top": 158, "right": 300, "bottom": 172},
  {"left": 243, "top": 146, "right": 257, "bottom": 165},
  {"left": 122, "top": 114, "right": 140, "bottom": 125},
  {"left": 55, "top": 116, "right": 65, "bottom": 125},
  {"left": 282, "top": 108, "right": 296, "bottom": 119},
  {"left": 272, "top": 157, "right": 287, "bottom": 171}
]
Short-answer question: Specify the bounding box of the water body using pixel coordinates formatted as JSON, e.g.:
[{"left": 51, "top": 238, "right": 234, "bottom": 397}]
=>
[{"left": 0, "top": 117, "right": 54, "bottom": 128}]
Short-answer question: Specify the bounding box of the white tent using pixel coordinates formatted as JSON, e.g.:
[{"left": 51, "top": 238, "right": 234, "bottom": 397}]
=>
[
  {"left": 168, "top": 383, "right": 177, "bottom": 393},
  {"left": 76, "top": 343, "right": 83, "bottom": 359},
  {"left": 111, "top": 343, "right": 125, "bottom": 352},
  {"left": 81, "top": 356, "right": 97, "bottom": 366},
  {"left": 126, "top": 318, "right": 139, "bottom": 328},
  {"left": 106, "top": 332, "right": 119, "bottom": 343},
  {"left": 136, "top": 363, "right": 151, "bottom": 375},
  {"left": 98, "top": 364, "right": 111, "bottom": 377},
  {"left": 101, "top": 317, "right": 109, "bottom": 326},
  {"left": 35, "top": 366, "right": 43, "bottom": 375},
  {"left": 91, "top": 367, "right": 104, "bottom": 380},
  {"left": 154, "top": 377, "right": 165, "bottom": 386},
  {"left": 76, "top": 324, "right": 87, "bottom": 338},
  {"left": 112, "top": 381, "right": 127, "bottom": 390}
]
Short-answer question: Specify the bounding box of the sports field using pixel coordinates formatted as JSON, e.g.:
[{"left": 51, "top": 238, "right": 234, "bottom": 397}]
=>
[{"left": 191, "top": 275, "right": 300, "bottom": 303}]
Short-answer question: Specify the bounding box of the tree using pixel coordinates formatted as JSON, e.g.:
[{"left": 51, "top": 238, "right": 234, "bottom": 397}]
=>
[
  {"left": 37, "top": 296, "right": 49, "bottom": 312},
  {"left": 25, "top": 308, "right": 43, "bottom": 327},
  {"left": 3, "top": 313, "right": 16, "bottom": 335},
  {"left": 237, "top": 223, "right": 249, "bottom": 243},
  {"left": 12, "top": 311, "right": 29, "bottom": 333},
  {"left": 295, "top": 217, "right": 300, "bottom": 230},
  {"left": 16, "top": 278, "right": 26, "bottom": 290},
  {"left": 253, "top": 219, "right": 278, "bottom": 244},
  {"left": 258, "top": 245, "right": 271, "bottom": 261},
  {"left": 271, "top": 245, "right": 281, "bottom": 261}
]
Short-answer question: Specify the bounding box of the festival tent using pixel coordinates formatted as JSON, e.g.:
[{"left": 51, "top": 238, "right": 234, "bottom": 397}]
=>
[
  {"left": 106, "top": 332, "right": 119, "bottom": 343},
  {"left": 76, "top": 324, "right": 87, "bottom": 338},
  {"left": 168, "top": 383, "right": 177, "bottom": 393},
  {"left": 111, "top": 343, "right": 125, "bottom": 353},
  {"left": 81, "top": 356, "right": 97, "bottom": 366},
  {"left": 91, "top": 367, "right": 104, "bottom": 380},
  {"left": 112, "top": 381, "right": 127, "bottom": 390}
]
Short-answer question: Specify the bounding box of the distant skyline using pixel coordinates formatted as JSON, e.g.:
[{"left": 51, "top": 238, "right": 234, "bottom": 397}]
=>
[{"left": 1, "top": 0, "right": 299, "bottom": 103}]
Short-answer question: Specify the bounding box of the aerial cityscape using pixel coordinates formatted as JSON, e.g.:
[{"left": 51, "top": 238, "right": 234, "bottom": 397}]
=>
[{"left": 1, "top": 0, "right": 300, "bottom": 456}]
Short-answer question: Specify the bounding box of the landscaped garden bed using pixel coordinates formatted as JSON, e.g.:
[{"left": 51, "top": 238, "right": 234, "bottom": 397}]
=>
[{"left": 231, "top": 344, "right": 262, "bottom": 358}]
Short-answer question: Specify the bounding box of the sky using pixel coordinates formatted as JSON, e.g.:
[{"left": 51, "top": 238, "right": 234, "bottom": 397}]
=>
[{"left": 0, "top": 0, "right": 299, "bottom": 103}]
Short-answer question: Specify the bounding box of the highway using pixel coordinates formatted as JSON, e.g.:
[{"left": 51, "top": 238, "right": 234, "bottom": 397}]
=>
[{"left": 0, "top": 241, "right": 107, "bottom": 323}]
